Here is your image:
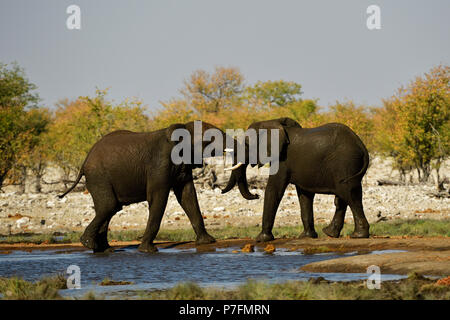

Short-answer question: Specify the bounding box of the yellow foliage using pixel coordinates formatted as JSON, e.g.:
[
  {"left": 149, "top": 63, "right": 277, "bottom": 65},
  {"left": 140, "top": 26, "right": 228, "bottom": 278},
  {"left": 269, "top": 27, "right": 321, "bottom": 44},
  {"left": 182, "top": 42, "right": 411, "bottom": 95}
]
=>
[
  {"left": 44, "top": 89, "right": 151, "bottom": 175},
  {"left": 375, "top": 65, "right": 449, "bottom": 181}
]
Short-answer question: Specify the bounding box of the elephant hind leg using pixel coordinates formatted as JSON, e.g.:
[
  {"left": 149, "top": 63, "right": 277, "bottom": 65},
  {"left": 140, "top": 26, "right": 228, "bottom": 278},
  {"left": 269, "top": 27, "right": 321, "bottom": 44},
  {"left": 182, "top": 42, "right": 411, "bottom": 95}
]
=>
[
  {"left": 339, "top": 184, "right": 370, "bottom": 238},
  {"left": 81, "top": 183, "right": 120, "bottom": 252},
  {"left": 323, "top": 196, "right": 347, "bottom": 238}
]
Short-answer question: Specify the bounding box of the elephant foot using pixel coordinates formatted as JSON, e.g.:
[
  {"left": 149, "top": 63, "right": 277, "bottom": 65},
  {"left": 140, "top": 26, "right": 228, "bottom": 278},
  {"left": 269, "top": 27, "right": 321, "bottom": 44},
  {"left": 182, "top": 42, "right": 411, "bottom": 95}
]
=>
[
  {"left": 138, "top": 242, "right": 158, "bottom": 253},
  {"left": 93, "top": 246, "right": 114, "bottom": 254},
  {"left": 350, "top": 230, "right": 370, "bottom": 239},
  {"left": 196, "top": 233, "right": 216, "bottom": 245},
  {"left": 299, "top": 230, "right": 318, "bottom": 239},
  {"left": 322, "top": 225, "right": 341, "bottom": 238},
  {"left": 256, "top": 232, "right": 274, "bottom": 242},
  {"left": 80, "top": 233, "right": 96, "bottom": 250},
  {"left": 81, "top": 233, "right": 112, "bottom": 253},
  {"left": 103, "top": 247, "right": 115, "bottom": 253}
]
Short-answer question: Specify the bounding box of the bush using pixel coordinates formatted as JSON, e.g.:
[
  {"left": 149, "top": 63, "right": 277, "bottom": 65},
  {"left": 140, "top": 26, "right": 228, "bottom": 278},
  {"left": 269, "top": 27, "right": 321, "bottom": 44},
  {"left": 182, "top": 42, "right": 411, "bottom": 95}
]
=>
[
  {"left": 0, "top": 62, "right": 48, "bottom": 190},
  {"left": 44, "top": 89, "right": 151, "bottom": 181},
  {"left": 375, "top": 65, "right": 449, "bottom": 183}
]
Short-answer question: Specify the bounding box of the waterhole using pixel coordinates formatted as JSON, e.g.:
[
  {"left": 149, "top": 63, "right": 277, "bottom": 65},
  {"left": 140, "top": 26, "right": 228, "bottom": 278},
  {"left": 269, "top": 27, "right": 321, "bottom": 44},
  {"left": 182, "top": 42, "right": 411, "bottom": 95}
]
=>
[{"left": 0, "top": 246, "right": 406, "bottom": 298}]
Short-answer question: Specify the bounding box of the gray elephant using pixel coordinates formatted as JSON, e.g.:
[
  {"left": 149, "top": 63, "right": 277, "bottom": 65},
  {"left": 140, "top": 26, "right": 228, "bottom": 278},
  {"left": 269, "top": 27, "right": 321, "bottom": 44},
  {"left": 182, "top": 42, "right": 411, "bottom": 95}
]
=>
[
  {"left": 222, "top": 117, "right": 370, "bottom": 241},
  {"left": 59, "top": 121, "right": 239, "bottom": 253}
]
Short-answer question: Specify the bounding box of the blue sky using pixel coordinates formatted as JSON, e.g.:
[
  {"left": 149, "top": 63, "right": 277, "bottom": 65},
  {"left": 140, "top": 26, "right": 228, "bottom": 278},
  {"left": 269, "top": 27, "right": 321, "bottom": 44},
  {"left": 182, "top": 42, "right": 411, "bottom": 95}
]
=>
[{"left": 1, "top": 0, "right": 449, "bottom": 111}]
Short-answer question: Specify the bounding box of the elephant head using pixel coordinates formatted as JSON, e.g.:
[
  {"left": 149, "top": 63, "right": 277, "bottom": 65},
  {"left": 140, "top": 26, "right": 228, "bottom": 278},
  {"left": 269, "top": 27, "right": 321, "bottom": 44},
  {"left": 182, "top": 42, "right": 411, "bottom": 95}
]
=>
[
  {"left": 166, "top": 120, "right": 229, "bottom": 167},
  {"left": 166, "top": 120, "right": 259, "bottom": 200},
  {"left": 221, "top": 117, "right": 302, "bottom": 199}
]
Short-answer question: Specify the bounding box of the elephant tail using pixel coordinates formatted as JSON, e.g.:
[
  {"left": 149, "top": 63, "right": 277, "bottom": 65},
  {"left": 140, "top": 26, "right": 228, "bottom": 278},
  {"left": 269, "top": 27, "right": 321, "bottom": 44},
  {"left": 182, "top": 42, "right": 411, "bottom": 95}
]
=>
[
  {"left": 340, "top": 139, "right": 370, "bottom": 184},
  {"left": 58, "top": 168, "right": 84, "bottom": 198}
]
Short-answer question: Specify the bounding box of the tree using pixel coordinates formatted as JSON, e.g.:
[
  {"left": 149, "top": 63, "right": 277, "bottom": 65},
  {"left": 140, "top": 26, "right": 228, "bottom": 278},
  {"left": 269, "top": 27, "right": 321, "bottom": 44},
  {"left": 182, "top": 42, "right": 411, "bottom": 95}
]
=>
[
  {"left": 154, "top": 69, "right": 316, "bottom": 130},
  {"left": 154, "top": 67, "right": 247, "bottom": 129},
  {"left": 180, "top": 66, "right": 245, "bottom": 114},
  {"left": 244, "top": 80, "right": 302, "bottom": 107},
  {"left": 0, "top": 62, "right": 43, "bottom": 190},
  {"left": 45, "top": 89, "right": 151, "bottom": 183},
  {"left": 151, "top": 99, "right": 194, "bottom": 130},
  {"left": 12, "top": 108, "right": 52, "bottom": 192},
  {"left": 377, "top": 65, "right": 449, "bottom": 183},
  {"left": 0, "top": 62, "right": 39, "bottom": 109}
]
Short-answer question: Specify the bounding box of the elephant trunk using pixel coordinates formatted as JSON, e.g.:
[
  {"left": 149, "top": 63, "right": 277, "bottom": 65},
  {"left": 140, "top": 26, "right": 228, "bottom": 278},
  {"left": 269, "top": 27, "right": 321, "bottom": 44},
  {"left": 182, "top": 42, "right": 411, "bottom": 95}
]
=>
[{"left": 221, "top": 163, "right": 259, "bottom": 200}]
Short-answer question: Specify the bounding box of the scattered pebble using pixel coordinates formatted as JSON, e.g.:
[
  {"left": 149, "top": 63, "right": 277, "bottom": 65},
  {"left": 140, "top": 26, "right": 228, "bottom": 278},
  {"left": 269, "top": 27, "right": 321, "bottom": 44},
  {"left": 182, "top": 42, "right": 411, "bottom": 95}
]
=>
[{"left": 241, "top": 244, "right": 255, "bottom": 253}]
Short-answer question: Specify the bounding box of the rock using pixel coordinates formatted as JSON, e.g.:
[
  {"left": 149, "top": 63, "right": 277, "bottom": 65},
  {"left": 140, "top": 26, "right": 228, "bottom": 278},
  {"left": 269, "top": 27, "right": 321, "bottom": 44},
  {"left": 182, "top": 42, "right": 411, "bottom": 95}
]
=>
[
  {"left": 213, "top": 207, "right": 225, "bottom": 212},
  {"left": 241, "top": 244, "right": 255, "bottom": 253},
  {"left": 436, "top": 276, "right": 450, "bottom": 286},
  {"left": 16, "top": 217, "right": 30, "bottom": 228},
  {"left": 46, "top": 201, "right": 55, "bottom": 208},
  {"left": 58, "top": 197, "right": 67, "bottom": 203},
  {"left": 264, "top": 244, "right": 276, "bottom": 254}
]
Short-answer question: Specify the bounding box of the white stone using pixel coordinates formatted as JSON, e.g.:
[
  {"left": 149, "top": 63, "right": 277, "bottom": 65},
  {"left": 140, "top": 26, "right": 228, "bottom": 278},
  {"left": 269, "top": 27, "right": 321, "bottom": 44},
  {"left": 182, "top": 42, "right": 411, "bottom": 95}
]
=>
[
  {"left": 16, "top": 217, "right": 30, "bottom": 227},
  {"left": 46, "top": 201, "right": 55, "bottom": 208}
]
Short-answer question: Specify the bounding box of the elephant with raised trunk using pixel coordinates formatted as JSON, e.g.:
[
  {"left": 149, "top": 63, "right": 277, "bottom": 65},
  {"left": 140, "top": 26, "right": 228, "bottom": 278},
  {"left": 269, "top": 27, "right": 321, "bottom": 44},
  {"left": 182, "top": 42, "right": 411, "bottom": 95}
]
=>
[
  {"left": 58, "top": 121, "right": 242, "bottom": 253},
  {"left": 222, "top": 117, "right": 370, "bottom": 241}
]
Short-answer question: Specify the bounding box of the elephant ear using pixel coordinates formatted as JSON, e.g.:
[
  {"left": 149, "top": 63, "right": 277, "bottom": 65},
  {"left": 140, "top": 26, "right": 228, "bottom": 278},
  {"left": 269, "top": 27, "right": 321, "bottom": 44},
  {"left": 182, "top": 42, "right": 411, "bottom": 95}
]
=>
[
  {"left": 249, "top": 119, "right": 291, "bottom": 163},
  {"left": 278, "top": 117, "right": 302, "bottom": 128},
  {"left": 165, "top": 123, "right": 186, "bottom": 142}
]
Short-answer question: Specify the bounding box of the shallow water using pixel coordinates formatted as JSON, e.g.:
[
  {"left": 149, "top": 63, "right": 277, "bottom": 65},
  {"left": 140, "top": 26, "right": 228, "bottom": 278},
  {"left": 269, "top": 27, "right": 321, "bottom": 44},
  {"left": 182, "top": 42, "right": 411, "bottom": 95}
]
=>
[{"left": 0, "top": 246, "right": 407, "bottom": 298}]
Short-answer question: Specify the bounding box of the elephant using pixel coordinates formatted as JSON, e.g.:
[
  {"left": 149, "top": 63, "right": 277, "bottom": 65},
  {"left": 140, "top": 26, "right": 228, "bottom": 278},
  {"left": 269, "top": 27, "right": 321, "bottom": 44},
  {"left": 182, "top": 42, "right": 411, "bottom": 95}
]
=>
[
  {"left": 58, "top": 121, "right": 241, "bottom": 253},
  {"left": 222, "top": 117, "right": 370, "bottom": 241}
]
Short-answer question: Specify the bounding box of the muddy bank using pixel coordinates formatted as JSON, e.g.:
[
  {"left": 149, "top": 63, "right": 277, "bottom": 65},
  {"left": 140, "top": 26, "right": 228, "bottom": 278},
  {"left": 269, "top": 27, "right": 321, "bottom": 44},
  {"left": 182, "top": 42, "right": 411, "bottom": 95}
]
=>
[
  {"left": 2, "top": 236, "right": 449, "bottom": 252},
  {"left": 301, "top": 250, "right": 450, "bottom": 276}
]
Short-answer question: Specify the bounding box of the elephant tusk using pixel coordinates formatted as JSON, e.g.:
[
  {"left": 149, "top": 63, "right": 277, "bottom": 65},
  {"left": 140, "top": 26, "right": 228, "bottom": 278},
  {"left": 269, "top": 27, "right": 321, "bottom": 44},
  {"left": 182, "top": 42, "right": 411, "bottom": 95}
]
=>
[{"left": 224, "top": 162, "right": 243, "bottom": 171}]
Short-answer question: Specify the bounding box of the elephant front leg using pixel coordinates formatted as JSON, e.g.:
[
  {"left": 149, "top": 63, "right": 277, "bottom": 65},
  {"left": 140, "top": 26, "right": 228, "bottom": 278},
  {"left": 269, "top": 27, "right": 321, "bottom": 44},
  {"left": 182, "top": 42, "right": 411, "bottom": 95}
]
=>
[
  {"left": 174, "top": 180, "right": 215, "bottom": 245},
  {"left": 322, "top": 196, "right": 347, "bottom": 238},
  {"left": 138, "top": 188, "right": 170, "bottom": 253},
  {"left": 296, "top": 187, "right": 318, "bottom": 238},
  {"left": 256, "top": 171, "right": 289, "bottom": 242}
]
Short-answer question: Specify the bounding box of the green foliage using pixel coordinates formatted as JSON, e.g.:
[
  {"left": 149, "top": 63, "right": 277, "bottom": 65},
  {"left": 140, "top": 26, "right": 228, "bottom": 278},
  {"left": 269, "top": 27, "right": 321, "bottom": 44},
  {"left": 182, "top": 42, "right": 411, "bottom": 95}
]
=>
[
  {"left": 2, "top": 63, "right": 448, "bottom": 188},
  {"left": 0, "top": 275, "right": 66, "bottom": 300},
  {"left": 0, "top": 62, "right": 47, "bottom": 189},
  {"left": 0, "top": 62, "right": 39, "bottom": 109},
  {"left": 375, "top": 65, "right": 449, "bottom": 182},
  {"left": 244, "top": 80, "right": 303, "bottom": 107},
  {"left": 141, "top": 277, "right": 450, "bottom": 300},
  {"left": 154, "top": 67, "right": 316, "bottom": 130}
]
